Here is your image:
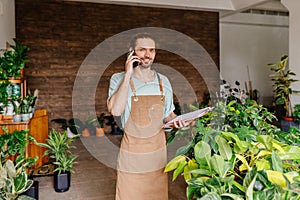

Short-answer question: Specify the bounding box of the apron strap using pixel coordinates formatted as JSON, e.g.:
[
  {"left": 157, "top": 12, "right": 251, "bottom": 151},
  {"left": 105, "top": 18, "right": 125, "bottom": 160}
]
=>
[{"left": 129, "top": 79, "right": 138, "bottom": 101}]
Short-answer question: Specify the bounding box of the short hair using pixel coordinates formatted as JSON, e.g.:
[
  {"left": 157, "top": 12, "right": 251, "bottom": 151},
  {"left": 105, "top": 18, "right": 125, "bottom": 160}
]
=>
[{"left": 129, "top": 33, "right": 156, "bottom": 49}]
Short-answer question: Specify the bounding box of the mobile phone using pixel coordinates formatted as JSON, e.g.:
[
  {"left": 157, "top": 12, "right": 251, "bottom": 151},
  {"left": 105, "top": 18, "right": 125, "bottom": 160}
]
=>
[{"left": 127, "top": 50, "right": 139, "bottom": 68}]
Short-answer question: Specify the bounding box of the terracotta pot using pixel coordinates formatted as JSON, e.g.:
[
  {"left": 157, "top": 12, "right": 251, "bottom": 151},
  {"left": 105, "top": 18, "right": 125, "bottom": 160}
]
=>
[
  {"left": 283, "top": 116, "right": 294, "bottom": 121},
  {"left": 81, "top": 128, "right": 90, "bottom": 137},
  {"left": 96, "top": 127, "right": 104, "bottom": 137}
]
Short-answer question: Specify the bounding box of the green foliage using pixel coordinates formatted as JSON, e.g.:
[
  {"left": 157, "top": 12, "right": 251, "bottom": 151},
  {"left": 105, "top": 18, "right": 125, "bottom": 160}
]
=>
[
  {"left": 0, "top": 39, "right": 30, "bottom": 79},
  {"left": 37, "top": 129, "right": 79, "bottom": 174},
  {"left": 51, "top": 118, "right": 84, "bottom": 135},
  {"left": 0, "top": 80, "right": 10, "bottom": 111},
  {"left": 165, "top": 99, "right": 300, "bottom": 199},
  {"left": 269, "top": 55, "right": 298, "bottom": 117},
  {"left": 0, "top": 128, "right": 38, "bottom": 200},
  {"left": 292, "top": 104, "right": 300, "bottom": 123},
  {"left": 0, "top": 159, "right": 35, "bottom": 200}
]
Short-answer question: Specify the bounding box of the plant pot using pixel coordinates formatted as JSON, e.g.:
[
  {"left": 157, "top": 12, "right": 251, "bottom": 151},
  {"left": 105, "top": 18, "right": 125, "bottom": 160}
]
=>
[
  {"left": 96, "top": 127, "right": 105, "bottom": 137},
  {"left": 13, "top": 114, "right": 22, "bottom": 122},
  {"left": 23, "top": 180, "right": 39, "bottom": 200},
  {"left": 21, "top": 113, "right": 31, "bottom": 121},
  {"left": 281, "top": 117, "right": 299, "bottom": 132},
  {"left": 81, "top": 128, "right": 90, "bottom": 137},
  {"left": 54, "top": 171, "right": 71, "bottom": 193}
]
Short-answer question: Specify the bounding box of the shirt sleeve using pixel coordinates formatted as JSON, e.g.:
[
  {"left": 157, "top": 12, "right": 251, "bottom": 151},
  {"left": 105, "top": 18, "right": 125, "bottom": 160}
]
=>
[{"left": 107, "top": 72, "right": 124, "bottom": 107}]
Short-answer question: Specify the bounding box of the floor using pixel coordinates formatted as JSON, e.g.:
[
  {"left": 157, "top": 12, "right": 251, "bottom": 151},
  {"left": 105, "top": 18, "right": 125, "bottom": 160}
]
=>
[{"left": 34, "top": 134, "right": 188, "bottom": 200}]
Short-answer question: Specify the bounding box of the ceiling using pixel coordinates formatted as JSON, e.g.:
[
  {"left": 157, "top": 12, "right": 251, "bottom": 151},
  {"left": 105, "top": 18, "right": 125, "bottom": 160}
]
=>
[{"left": 65, "top": 0, "right": 288, "bottom": 18}]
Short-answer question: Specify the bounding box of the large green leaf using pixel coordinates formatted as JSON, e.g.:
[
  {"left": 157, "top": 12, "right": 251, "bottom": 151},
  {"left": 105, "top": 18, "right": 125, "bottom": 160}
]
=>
[
  {"left": 215, "top": 135, "right": 232, "bottom": 160},
  {"left": 194, "top": 141, "right": 211, "bottom": 169},
  {"left": 266, "top": 170, "right": 286, "bottom": 188},
  {"left": 257, "top": 135, "right": 273, "bottom": 150},
  {"left": 255, "top": 158, "right": 271, "bottom": 171},
  {"left": 164, "top": 155, "right": 186, "bottom": 172},
  {"left": 279, "top": 146, "right": 300, "bottom": 160},
  {"left": 271, "top": 152, "right": 282, "bottom": 172},
  {"left": 172, "top": 159, "right": 187, "bottom": 181},
  {"left": 210, "top": 154, "right": 225, "bottom": 177}
]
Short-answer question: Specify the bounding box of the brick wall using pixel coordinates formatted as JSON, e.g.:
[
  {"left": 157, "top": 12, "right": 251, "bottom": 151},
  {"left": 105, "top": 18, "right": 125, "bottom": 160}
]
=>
[{"left": 15, "top": 0, "right": 219, "bottom": 126}]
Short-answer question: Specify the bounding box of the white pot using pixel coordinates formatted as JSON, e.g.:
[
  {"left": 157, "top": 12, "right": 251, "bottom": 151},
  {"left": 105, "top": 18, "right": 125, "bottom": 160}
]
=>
[{"left": 21, "top": 113, "right": 31, "bottom": 121}]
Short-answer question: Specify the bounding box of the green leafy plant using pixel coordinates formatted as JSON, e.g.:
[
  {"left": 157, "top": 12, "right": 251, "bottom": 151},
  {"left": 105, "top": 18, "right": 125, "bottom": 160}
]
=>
[
  {"left": 269, "top": 55, "right": 298, "bottom": 117},
  {"left": 165, "top": 99, "right": 300, "bottom": 199},
  {"left": 51, "top": 118, "right": 84, "bottom": 135},
  {"left": 292, "top": 104, "right": 300, "bottom": 124},
  {"left": 0, "top": 159, "right": 35, "bottom": 200},
  {"left": 0, "top": 38, "right": 30, "bottom": 79},
  {"left": 38, "top": 129, "right": 79, "bottom": 174},
  {"left": 0, "top": 127, "right": 37, "bottom": 167},
  {"left": 11, "top": 97, "right": 22, "bottom": 115},
  {"left": 0, "top": 80, "right": 10, "bottom": 112}
]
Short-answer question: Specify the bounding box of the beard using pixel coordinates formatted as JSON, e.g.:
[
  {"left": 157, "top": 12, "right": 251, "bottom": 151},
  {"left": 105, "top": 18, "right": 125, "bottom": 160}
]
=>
[{"left": 140, "top": 58, "right": 153, "bottom": 68}]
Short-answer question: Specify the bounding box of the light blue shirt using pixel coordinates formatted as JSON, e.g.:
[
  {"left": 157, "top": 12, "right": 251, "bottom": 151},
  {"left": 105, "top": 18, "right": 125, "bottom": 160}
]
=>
[{"left": 108, "top": 71, "right": 175, "bottom": 128}]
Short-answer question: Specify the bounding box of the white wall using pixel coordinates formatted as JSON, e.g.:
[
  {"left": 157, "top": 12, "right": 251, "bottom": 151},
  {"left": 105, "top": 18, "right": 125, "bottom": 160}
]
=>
[
  {"left": 220, "top": 13, "right": 289, "bottom": 105},
  {"left": 0, "top": 0, "right": 15, "bottom": 50}
]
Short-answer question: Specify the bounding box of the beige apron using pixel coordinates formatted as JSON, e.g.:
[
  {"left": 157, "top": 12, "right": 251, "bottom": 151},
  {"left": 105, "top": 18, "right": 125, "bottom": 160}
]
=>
[{"left": 116, "top": 76, "right": 168, "bottom": 200}]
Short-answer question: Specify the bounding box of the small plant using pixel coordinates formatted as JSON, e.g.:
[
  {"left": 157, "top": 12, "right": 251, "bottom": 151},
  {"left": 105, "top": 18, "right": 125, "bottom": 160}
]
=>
[
  {"left": 11, "top": 97, "right": 22, "bottom": 115},
  {"left": 269, "top": 55, "right": 299, "bottom": 117},
  {"left": 0, "top": 38, "right": 30, "bottom": 79},
  {"left": 38, "top": 129, "right": 79, "bottom": 174},
  {"left": 0, "top": 159, "right": 35, "bottom": 200}
]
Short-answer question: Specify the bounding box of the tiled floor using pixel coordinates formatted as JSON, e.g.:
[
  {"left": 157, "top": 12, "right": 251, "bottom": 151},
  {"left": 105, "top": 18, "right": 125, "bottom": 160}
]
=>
[{"left": 34, "top": 134, "right": 188, "bottom": 200}]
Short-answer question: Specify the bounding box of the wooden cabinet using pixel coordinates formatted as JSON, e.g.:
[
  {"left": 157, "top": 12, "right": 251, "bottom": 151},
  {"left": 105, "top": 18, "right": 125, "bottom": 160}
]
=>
[{"left": 0, "top": 109, "right": 49, "bottom": 169}]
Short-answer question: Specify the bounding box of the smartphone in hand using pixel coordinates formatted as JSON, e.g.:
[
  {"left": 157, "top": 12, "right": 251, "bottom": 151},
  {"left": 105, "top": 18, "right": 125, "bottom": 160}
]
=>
[{"left": 127, "top": 50, "right": 139, "bottom": 68}]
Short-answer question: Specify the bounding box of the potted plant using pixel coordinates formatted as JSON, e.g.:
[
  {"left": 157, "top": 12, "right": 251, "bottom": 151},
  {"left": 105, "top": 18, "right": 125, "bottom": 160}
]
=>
[
  {"left": 51, "top": 118, "right": 84, "bottom": 137},
  {"left": 0, "top": 38, "right": 30, "bottom": 79},
  {"left": 11, "top": 97, "right": 22, "bottom": 122},
  {"left": 0, "top": 159, "right": 35, "bottom": 200},
  {"left": 86, "top": 113, "right": 106, "bottom": 137},
  {"left": 37, "top": 129, "right": 79, "bottom": 192},
  {"left": 269, "top": 55, "right": 298, "bottom": 118},
  {"left": 20, "top": 98, "right": 31, "bottom": 122},
  {"left": 0, "top": 127, "right": 39, "bottom": 200}
]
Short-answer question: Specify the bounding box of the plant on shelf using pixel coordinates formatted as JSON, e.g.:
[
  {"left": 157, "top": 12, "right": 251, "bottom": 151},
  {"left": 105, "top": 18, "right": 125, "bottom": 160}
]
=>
[
  {"left": 0, "top": 80, "right": 10, "bottom": 116},
  {"left": 37, "top": 129, "right": 79, "bottom": 192},
  {"left": 269, "top": 55, "right": 299, "bottom": 119},
  {"left": 165, "top": 90, "right": 300, "bottom": 199},
  {"left": 0, "top": 38, "right": 30, "bottom": 79},
  {"left": 11, "top": 96, "right": 22, "bottom": 122}
]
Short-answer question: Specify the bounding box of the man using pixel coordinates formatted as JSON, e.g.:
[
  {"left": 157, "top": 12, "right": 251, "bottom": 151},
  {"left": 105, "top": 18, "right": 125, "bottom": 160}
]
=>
[{"left": 107, "top": 33, "right": 188, "bottom": 200}]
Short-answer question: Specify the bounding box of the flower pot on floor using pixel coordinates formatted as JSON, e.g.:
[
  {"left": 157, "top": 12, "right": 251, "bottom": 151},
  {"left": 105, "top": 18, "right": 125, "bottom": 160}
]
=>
[
  {"left": 281, "top": 117, "right": 299, "bottom": 132},
  {"left": 54, "top": 171, "right": 71, "bottom": 193},
  {"left": 96, "top": 127, "right": 105, "bottom": 137},
  {"left": 23, "top": 180, "right": 39, "bottom": 200}
]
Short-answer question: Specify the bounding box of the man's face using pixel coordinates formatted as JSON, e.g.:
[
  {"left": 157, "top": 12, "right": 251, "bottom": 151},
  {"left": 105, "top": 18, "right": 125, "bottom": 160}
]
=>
[{"left": 134, "top": 38, "right": 156, "bottom": 68}]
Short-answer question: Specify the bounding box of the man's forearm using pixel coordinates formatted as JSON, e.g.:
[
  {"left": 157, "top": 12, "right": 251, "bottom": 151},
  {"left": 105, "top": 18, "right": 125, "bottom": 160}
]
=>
[{"left": 108, "top": 73, "right": 131, "bottom": 116}]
